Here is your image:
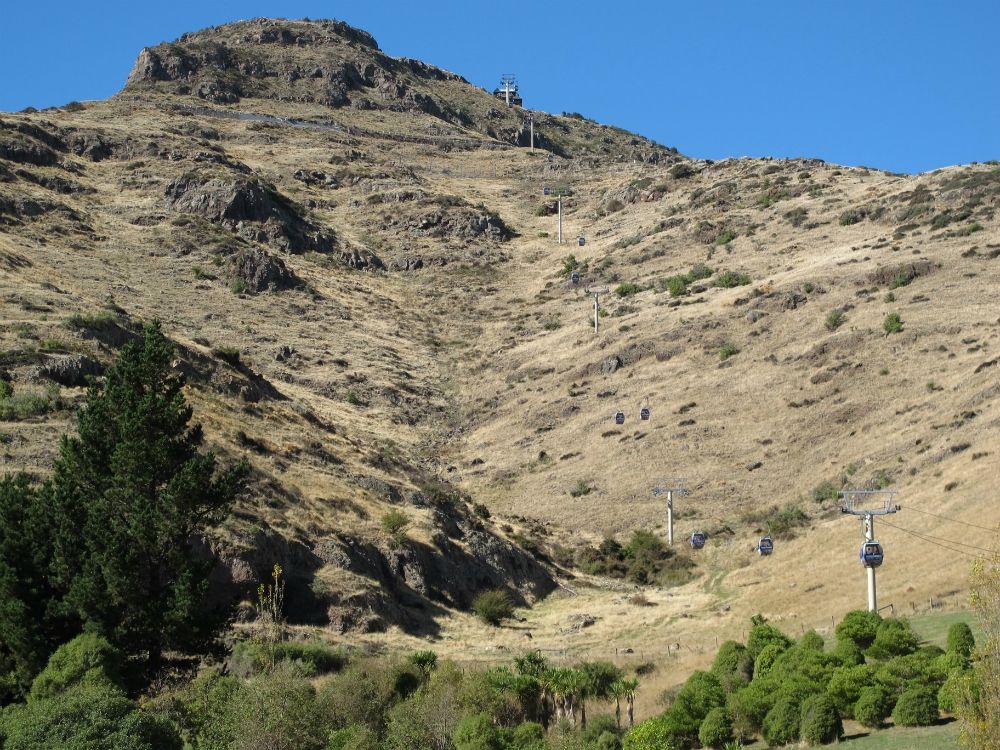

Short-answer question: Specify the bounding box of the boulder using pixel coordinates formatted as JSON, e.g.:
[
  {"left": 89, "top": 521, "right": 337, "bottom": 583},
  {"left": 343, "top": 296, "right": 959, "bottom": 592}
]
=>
[{"left": 226, "top": 247, "right": 300, "bottom": 293}]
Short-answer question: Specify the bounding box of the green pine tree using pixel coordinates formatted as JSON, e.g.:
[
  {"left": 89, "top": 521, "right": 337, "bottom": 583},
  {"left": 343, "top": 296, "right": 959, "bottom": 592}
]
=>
[{"left": 0, "top": 321, "right": 247, "bottom": 687}]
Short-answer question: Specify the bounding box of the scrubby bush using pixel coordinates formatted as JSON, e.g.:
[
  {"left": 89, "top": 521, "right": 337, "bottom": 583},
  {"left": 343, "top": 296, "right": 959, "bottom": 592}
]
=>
[
  {"left": 799, "top": 631, "right": 825, "bottom": 653},
  {"left": 866, "top": 618, "right": 919, "bottom": 660},
  {"left": 939, "top": 668, "right": 973, "bottom": 714},
  {"left": 831, "top": 638, "right": 864, "bottom": 667},
  {"left": 614, "top": 282, "right": 643, "bottom": 298},
  {"left": 892, "top": 685, "right": 939, "bottom": 726},
  {"left": 727, "top": 682, "right": 775, "bottom": 738},
  {"left": 472, "top": 590, "right": 514, "bottom": 626},
  {"left": 673, "top": 670, "right": 725, "bottom": 722},
  {"left": 883, "top": 312, "right": 904, "bottom": 334},
  {"left": 711, "top": 641, "right": 753, "bottom": 693},
  {"left": 623, "top": 715, "right": 676, "bottom": 750},
  {"left": 824, "top": 309, "right": 845, "bottom": 331},
  {"left": 946, "top": 621, "right": 975, "bottom": 661},
  {"left": 747, "top": 623, "right": 792, "bottom": 661},
  {"left": 228, "top": 640, "right": 348, "bottom": 678},
  {"left": 381, "top": 511, "right": 410, "bottom": 540},
  {"left": 714, "top": 270, "right": 751, "bottom": 288},
  {"left": 799, "top": 693, "right": 842, "bottom": 745},
  {"left": 753, "top": 642, "right": 785, "bottom": 680},
  {"left": 666, "top": 276, "right": 688, "bottom": 297},
  {"left": 28, "top": 633, "right": 123, "bottom": 701},
  {"left": 826, "top": 664, "right": 875, "bottom": 717},
  {"left": 1, "top": 682, "right": 181, "bottom": 750},
  {"left": 719, "top": 343, "right": 740, "bottom": 361},
  {"left": 854, "top": 685, "right": 893, "bottom": 728},
  {"left": 762, "top": 693, "right": 802, "bottom": 747},
  {"left": 698, "top": 706, "right": 733, "bottom": 749},
  {"left": 835, "top": 610, "right": 882, "bottom": 650}
]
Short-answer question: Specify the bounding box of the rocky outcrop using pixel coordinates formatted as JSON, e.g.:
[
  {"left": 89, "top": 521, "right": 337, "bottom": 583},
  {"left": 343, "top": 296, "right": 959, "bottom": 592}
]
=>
[
  {"left": 165, "top": 174, "right": 337, "bottom": 254},
  {"left": 226, "top": 247, "right": 300, "bottom": 292},
  {"left": 33, "top": 355, "right": 103, "bottom": 387},
  {"left": 205, "top": 493, "right": 555, "bottom": 634}
]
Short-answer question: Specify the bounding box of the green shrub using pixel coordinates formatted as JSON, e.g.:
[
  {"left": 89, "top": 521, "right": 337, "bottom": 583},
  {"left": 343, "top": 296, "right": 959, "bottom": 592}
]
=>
[
  {"left": 727, "top": 682, "right": 776, "bottom": 738},
  {"left": 754, "top": 642, "right": 786, "bottom": 680},
  {"left": 810, "top": 480, "right": 840, "bottom": 503},
  {"left": 674, "top": 670, "right": 725, "bottom": 722},
  {"left": 799, "top": 693, "right": 842, "bottom": 745},
  {"left": 883, "top": 312, "right": 904, "bottom": 334},
  {"left": 938, "top": 668, "right": 972, "bottom": 714},
  {"left": 799, "top": 631, "right": 825, "bottom": 653},
  {"left": 192, "top": 265, "right": 216, "bottom": 281},
  {"left": 866, "top": 618, "right": 919, "bottom": 660},
  {"left": 328, "top": 725, "right": 379, "bottom": 750},
  {"left": 891, "top": 685, "right": 938, "bottom": 726},
  {"left": 381, "top": 511, "right": 410, "bottom": 539},
  {"left": 615, "top": 282, "right": 643, "bottom": 298},
  {"left": 888, "top": 269, "right": 916, "bottom": 289},
  {"left": 831, "top": 638, "right": 864, "bottom": 667},
  {"left": 839, "top": 209, "right": 866, "bottom": 226},
  {"left": 747, "top": 623, "right": 793, "bottom": 661},
  {"left": 835, "top": 610, "right": 882, "bottom": 650},
  {"left": 657, "top": 707, "right": 700, "bottom": 749},
  {"left": 29, "top": 633, "right": 123, "bottom": 701},
  {"left": 699, "top": 706, "right": 733, "bottom": 749},
  {"left": 472, "top": 590, "right": 513, "bottom": 626},
  {"left": 719, "top": 343, "right": 740, "bottom": 361},
  {"left": 671, "top": 163, "right": 695, "bottom": 179},
  {"left": 230, "top": 279, "right": 249, "bottom": 294},
  {"left": 1, "top": 682, "right": 181, "bottom": 750},
  {"left": 712, "top": 641, "right": 753, "bottom": 693},
  {"left": 666, "top": 276, "right": 688, "bottom": 297},
  {"left": 63, "top": 311, "right": 118, "bottom": 331},
  {"left": 762, "top": 693, "right": 802, "bottom": 747},
  {"left": 453, "top": 713, "right": 504, "bottom": 750},
  {"left": 714, "top": 271, "right": 751, "bottom": 288},
  {"left": 623, "top": 715, "right": 678, "bottom": 750},
  {"left": 946, "top": 621, "right": 975, "bottom": 660},
  {"left": 957, "top": 222, "right": 983, "bottom": 236},
  {"left": 854, "top": 685, "right": 892, "bottom": 728},
  {"left": 226, "top": 668, "right": 328, "bottom": 750},
  {"left": 824, "top": 309, "right": 845, "bottom": 331},
  {"left": 0, "top": 385, "right": 61, "bottom": 421},
  {"left": 559, "top": 254, "right": 579, "bottom": 276},
  {"left": 715, "top": 230, "right": 737, "bottom": 246},
  {"left": 228, "top": 640, "right": 348, "bottom": 678},
  {"left": 511, "top": 721, "right": 547, "bottom": 749},
  {"left": 826, "top": 664, "right": 875, "bottom": 717}
]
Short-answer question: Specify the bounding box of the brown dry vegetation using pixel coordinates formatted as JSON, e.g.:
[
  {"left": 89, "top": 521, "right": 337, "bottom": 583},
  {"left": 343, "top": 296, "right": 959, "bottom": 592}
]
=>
[{"left": 1, "top": 16, "right": 999, "bottom": 718}]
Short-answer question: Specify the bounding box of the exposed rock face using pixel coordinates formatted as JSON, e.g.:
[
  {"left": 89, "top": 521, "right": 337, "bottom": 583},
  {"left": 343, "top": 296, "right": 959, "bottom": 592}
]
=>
[
  {"left": 226, "top": 247, "right": 300, "bottom": 292},
  {"left": 206, "top": 500, "right": 555, "bottom": 635},
  {"left": 33, "top": 355, "right": 104, "bottom": 386},
  {"left": 165, "top": 174, "right": 336, "bottom": 254}
]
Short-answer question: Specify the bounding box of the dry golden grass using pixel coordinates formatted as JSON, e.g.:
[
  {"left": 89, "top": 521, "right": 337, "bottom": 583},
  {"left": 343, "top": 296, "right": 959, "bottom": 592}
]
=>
[{"left": 2, "top": 48, "right": 998, "bottom": 717}]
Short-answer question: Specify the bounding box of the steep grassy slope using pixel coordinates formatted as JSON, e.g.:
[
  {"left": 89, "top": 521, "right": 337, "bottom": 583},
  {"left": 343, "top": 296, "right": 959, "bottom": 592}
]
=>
[{"left": 0, "top": 18, "right": 997, "bottom": 698}]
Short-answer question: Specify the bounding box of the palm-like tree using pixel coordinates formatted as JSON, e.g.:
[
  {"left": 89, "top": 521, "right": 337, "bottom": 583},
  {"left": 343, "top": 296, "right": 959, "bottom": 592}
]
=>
[
  {"left": 619, "top": 677, "right": 639, "bottom": 728},
  {"left": 609, "top": 679, "right": 627, "bottom": 729}
]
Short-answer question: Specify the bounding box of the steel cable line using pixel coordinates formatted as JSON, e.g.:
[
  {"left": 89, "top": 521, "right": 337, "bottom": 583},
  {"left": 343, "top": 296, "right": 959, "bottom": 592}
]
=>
[
  {"left": 903, "top": 505, "right": 1000, "bottom": 532},
  {"left": 878, "top": 518, "right": 996, "bottom": 560}
]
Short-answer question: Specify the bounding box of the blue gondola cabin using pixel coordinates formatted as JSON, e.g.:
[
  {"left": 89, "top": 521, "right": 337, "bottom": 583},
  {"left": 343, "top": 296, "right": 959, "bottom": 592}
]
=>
[
  {"left": 860, "top": 541, "right": 884, "bottom": 568},
  {"left": 690, "top": 531, "right": 707, "bottom": 549}
]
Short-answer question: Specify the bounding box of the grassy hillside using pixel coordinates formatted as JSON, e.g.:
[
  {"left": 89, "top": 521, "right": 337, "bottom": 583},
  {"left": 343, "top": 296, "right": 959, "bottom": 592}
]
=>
[{"left": 0, "top": 17, "right": 996, "bottom": 704}]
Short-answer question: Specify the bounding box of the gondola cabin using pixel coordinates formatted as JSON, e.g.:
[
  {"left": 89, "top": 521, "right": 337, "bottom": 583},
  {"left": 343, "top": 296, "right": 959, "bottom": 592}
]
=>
[
  {"left": 690, "top": 530, "right": 707, "bottom": 549},
  {"left": 570, "top": 271, "right": 580, "bottom": 285},
  {"left": 860, "top": 541, "right": 884, "bottom": 567},
  {"left": 639, "top": 407, "right": 651, "bottom": 421},
  {"left": 543, "top": 186, "right": 551, "bottom": 196},
  {"left": 578, "top": 236, "right": 586, "bottom": 247},
  {"left": 757, "top": 536, "right": 774, "bottom": 556},
  {"left": 614, "top": 410, "right": 625, "bottom": 425}
]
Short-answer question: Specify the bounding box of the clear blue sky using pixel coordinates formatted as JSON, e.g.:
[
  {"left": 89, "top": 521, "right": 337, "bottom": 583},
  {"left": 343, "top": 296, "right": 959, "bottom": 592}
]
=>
[{"left": 2, "top": 1, "right": 997, "bottom": 173}]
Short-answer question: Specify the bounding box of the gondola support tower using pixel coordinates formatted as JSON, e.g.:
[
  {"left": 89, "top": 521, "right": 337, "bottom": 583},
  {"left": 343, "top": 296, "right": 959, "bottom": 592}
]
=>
[{"left": 840, "top": 489, "right": 900, "bottom": 613}]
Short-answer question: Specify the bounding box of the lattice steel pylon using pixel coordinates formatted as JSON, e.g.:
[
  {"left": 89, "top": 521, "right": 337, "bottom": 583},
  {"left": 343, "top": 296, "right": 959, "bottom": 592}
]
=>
[
  {"left": 653, "top": 478, "right": 690, "bottom": 546},
  {"left": 840, "top": 489, "right": 900, "bottom": 612}
]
